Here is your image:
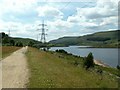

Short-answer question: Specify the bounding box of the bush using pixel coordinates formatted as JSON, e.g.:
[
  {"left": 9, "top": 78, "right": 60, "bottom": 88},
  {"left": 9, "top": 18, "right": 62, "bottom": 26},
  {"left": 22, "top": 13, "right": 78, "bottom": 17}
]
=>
[
  {"left": 117, "top": 65, "right": 120, "bottom": 70},
  {"left": 15, "top": 42, "right": 23, "bottom": 47},
  {"left": 84, "top": 52, "right": 95, "bottom": 70},
  {"left": 10, "top": 39, "right": 15, "bottom": 46},
  {"left": 56, "top": 49, "right": 68, "bottom": 54},
  {"left": 28, "top": 41, "right": 34, "bottom": 47}
]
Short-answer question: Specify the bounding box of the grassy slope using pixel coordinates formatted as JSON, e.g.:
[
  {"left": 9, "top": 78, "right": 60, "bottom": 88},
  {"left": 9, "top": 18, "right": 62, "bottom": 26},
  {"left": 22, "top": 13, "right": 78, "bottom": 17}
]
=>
[
  {"left": 13, "top": 37, "right": 41, "bottom": 46},
  {"left": 1, "top": 46, "right": 21, "bottom": 58},
  {"left": 26, "top": 47, "right": 118, "bottom": 88},
  {"left": 49, "top": 30, "right": 119, "bottom": 47},
  {"left": 78, "top": 30, "right": 119, "bottom": 47}
]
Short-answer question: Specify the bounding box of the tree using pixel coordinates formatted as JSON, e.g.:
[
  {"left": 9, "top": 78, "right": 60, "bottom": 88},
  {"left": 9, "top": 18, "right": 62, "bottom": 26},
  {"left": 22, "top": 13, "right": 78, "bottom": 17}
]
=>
[
  {"left": 2, "top": 37, "right": 9, "bottom": 44},
  {"left": 84, "top": 52, "right": 94, "bottom": 70},
  {"left": 15, "top": 42, "right": 23, "bottom": 47},
  {"left": 10, "top": 39, "right": 15, "bottom": 46},
  {"left": 28, "top": 41, "right": 34, "bottom": 47},
  {"left": 1, "top": 32, "right": 5, "bottom": 38},
  {"left": 19, "top": 42, "right": 23, "bottom": 47},
  {"left": 2, "top": 33, "right": 10, "bottom": 45}
]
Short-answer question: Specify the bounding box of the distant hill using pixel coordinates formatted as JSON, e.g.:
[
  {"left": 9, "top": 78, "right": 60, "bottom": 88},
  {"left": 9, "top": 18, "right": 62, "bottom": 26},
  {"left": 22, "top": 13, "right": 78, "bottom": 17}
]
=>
[
  {"left": 1, "top": 30, "right": 119, "bottom": 48},
  {"left": 49, "top": 30, "right": 120, "bottom": 48},
  {"left": 12, "top": 37, "right": 40, "bottom": 46},
  {"left": 0, "top": 32, "right": 42, "bottom": 47}
]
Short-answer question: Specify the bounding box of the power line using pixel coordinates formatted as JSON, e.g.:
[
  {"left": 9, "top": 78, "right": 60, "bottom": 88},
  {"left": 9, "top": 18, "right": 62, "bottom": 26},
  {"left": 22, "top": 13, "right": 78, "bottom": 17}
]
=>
[
  {"left": 60, "top": 1, "right": 72, "bottom": 11},
  {"left": 37, "top": 20, "right": 48, "bottom": 43}
]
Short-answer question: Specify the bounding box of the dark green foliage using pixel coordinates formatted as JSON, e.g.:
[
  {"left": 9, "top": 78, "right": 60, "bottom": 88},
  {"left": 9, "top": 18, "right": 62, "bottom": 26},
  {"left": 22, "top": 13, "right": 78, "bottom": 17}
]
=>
[
  {"left": 117, "top": 65, "right": 120, "bottom": 70},
  {"left": 1, "top": 32, "right": 6, "bottom": 38},
  {"left": 1, "top": 33, "right": 15, "bottom": 46},
  {"left": 84, "top": 52, "right": 94, "bottom": 70},
  {"left": 2, "top": 36, "right": 9, "bottom": 44},
  {"left": 28, "top": 41, "right": 34, "bottom": 46},
  {"left": 1, "top": 32, "right": 15, "bottom": 46},
  {"left": 43, "top": 48, "right": 46, "bottom": 51},
  {"left": 10, "top": 39, "right": 15, "bottom": 46},
  {"left": 56, "top": 49, "right": 68, "bottom": 54},
  {"left": 87, "top": 37, "right": 111, "bottom": 41},
  {"left": 15, "top": 42, "right": 23, "bottom": 47}
]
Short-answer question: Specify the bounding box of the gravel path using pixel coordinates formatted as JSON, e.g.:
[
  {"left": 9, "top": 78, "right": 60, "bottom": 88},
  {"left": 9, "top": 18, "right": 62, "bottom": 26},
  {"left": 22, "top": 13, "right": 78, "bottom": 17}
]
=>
[{"left": 0, "top": 46, "right": 29, "bottom": 88}]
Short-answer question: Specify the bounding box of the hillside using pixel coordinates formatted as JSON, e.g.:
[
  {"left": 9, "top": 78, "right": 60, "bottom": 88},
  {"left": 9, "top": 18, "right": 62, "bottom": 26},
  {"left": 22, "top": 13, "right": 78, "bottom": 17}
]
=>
[
  {"left": 0, "top": 32, "right": 42, "bottom": 47},
  {"left": 49, "top": 30, "right": 120, "bottom": 47},
  {"left": 12, "top": 37, "right": 40, "bottom": 46}
]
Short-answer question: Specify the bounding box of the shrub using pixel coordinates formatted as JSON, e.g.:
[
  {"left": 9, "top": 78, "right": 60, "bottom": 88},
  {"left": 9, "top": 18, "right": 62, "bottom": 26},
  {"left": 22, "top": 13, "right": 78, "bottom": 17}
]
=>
[
  {"left": 28, "top": 41, "right": 34, "bottom": 47},
  {"left": 10, "top": 39, "right": 15, "bottom": 46},
  {"left": 55, "top": 49, "right": 68, "bottom": 54},
  {"left": 15, "top": 42, "right": 23, "bottom": 47},
  {"left": 117, "top": 65, "right": 120, "bottom": 70},
  {"left": 84, "top": 52, "right": 95, "bottom": 70}
]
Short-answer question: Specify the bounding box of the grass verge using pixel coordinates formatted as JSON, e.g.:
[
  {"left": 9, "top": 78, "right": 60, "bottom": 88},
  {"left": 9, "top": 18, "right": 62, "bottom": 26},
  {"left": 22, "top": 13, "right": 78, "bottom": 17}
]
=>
[
  {"left": 1, "top": 46, "right": 21, "bottom": 58},
  {"left": 26, "top": 47, "right": 118, "bottom": 88}
]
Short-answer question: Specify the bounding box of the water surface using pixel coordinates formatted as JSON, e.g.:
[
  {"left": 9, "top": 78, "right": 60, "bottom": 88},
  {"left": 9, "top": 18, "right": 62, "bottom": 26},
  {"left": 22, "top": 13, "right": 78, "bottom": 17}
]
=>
[{"left": 50, "top": 46, "right": 118, "bottom": 67}]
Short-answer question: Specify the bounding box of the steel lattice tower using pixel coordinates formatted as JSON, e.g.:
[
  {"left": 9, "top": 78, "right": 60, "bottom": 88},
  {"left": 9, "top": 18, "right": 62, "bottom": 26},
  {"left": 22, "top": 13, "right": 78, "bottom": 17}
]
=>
[{"left": 38, "top": 20, "right": 47, "bottom": 43}]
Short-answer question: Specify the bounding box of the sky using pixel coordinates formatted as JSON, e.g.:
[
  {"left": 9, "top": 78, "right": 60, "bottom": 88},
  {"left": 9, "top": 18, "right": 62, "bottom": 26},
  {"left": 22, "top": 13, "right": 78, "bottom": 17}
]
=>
[{"left": 0, "top": 0, "right": 119, "bottom": 41}]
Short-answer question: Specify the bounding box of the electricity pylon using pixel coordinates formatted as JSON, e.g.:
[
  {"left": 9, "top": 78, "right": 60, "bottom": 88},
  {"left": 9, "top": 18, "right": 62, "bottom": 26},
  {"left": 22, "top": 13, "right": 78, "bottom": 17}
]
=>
[{"left": 37, "top": 20, "right": 48, "bottom": 43}]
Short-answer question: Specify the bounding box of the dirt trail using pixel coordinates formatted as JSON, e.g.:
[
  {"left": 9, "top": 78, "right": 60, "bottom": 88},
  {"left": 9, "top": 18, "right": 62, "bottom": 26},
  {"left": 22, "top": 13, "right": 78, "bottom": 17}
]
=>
[{"left": 0, "top": 46, "right": 29, "bottom": 88}]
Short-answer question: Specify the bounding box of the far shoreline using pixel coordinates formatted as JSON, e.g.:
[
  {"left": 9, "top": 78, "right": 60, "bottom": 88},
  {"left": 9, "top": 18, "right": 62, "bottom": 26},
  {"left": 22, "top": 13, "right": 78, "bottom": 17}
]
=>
[{"left": 50, "top": 45, "right": 119, "bottom": 48}]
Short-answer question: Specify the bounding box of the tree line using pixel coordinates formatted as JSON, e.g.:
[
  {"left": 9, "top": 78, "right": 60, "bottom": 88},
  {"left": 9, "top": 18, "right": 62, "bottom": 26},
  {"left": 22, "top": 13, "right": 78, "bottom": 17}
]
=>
[{"left": 1, "top": 32, "right": 23, "bottom": 47}]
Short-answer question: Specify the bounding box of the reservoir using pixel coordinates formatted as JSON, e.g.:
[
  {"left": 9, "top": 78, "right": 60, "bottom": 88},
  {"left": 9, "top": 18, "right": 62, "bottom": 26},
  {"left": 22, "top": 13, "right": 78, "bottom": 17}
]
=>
[{"left": 50, "top": 46, "right": 119, "bottom": 67}]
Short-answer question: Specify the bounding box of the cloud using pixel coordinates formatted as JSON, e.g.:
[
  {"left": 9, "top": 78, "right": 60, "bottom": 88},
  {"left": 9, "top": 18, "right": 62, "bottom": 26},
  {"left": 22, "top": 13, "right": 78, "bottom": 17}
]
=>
[
  {"left": 100, "top": 16, "right": 118, "bottom": 26},
  {"left": 0, "top": 20, "right": 38, "bottom": 39},
  {"left": 36, "top": 6, "right": 64, "bottom": 20},
  {"left": 67, "top": 15, "right": 80, "bottom": 23},
  {"left": 0, "top": 0, "right": 37, "bottom": 13},
  {"left": 77, "top": 0, "right": 118, "bottom": 19},
  {"left": 66, "top": 0, "right": 118, "bottom": 33},
  {"left": 0, "top": 0, "right": 38, "bottom": 22},
  {"left": 0, "top": 0, "right": 118, "bottom": 41}
]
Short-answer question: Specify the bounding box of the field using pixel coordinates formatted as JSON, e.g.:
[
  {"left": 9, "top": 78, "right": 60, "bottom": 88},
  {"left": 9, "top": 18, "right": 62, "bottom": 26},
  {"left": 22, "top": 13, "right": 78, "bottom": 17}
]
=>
[
  {"left": 26, "top": 47, "right": 118, "bottom": 88},
  {"left": 1, "top": 46, "right": 21, "bottom": 58}
]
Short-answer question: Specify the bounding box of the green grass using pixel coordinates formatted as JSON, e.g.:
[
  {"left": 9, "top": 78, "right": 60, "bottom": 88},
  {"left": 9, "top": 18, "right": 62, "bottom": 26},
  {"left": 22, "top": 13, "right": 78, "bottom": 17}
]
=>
[
  {"left": 26, "top": 47, "right": 118, "bottom": 88},
  {"left": 95, "top": 65, "right": 120, "bottom": 77},
  {"left": 1, "top": 46, "right": 21, "bottom": 58},
  {"left": 13, "top": 37, "right": 40, "bottom": 46},
  {"left": 50, "top": 30, "right": 119, "bottom": 48}
]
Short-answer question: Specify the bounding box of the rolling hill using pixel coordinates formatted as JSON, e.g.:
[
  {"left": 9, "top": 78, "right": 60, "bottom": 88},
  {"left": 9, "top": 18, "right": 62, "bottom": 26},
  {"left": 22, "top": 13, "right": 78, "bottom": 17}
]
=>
[
  {"left": 12, "top": 37, "right": 40, "bottom": 46},
  {"left": 0, "top": 32, "right": 42, "bottom": 47},
  {"left": 49, "top": 30, "right": 120, "bottom": 48}
]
